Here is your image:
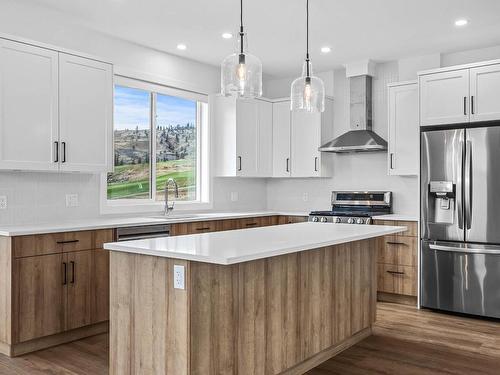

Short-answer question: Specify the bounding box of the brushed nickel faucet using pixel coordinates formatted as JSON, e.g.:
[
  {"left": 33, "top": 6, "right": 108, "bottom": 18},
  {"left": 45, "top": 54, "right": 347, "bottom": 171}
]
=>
[{"left": 164, "top": 178, "right": 179, "bottom": 215}]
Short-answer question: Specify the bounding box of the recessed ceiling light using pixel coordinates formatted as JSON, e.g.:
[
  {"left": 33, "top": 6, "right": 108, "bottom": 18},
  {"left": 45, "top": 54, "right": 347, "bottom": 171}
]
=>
[
  {"left": 222, "top": 32, "right": 233, "bottom": 39},
  {"left": 177, "top": 43, "right": 187, "bottom": 50},
  {"left": 321, "top": 46, "right": 332, "bottom": 54},
  {"left": 455, "top": 18, "right": 468, "bottom": 27}
]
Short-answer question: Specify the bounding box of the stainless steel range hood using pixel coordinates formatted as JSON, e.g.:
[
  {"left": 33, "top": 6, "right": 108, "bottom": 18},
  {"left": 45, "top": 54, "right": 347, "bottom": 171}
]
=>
[{"left": 319, "top": 75, "right": 387, "bottom": 153}]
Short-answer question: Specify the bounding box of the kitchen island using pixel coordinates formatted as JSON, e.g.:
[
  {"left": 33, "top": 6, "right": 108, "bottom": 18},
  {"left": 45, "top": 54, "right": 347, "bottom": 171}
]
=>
[{"left": 104, "top": 222, "right": 405, "bottom": 375}]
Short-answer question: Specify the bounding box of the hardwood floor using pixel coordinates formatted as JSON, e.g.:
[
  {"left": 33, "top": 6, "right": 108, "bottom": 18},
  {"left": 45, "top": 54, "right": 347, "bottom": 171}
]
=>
[
  {"left": 1, "top": 302, "right": 500, "bottom": 374},
  {"left": 307, "top": 303, "right": 500, "bottom": 375}
]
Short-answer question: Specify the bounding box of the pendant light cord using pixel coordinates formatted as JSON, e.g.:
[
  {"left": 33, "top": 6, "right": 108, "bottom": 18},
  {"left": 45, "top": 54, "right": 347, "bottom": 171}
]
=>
[
  {"left": 239, "top": 0, "right": 244, "bottom": 55},
  {"left": 305, "top": 0, "right": 310, "bottom": 77}
]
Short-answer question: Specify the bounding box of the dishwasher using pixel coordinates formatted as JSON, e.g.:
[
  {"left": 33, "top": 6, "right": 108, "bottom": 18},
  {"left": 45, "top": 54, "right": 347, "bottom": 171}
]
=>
[{"left": 116, "top": 224, "right": 170, "bottom": 241}]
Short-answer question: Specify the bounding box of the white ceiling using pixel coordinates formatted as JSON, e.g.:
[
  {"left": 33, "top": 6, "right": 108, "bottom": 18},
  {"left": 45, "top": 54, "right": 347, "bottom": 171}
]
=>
[{"left": 17, "top": 0, "right": 500, "bottom": 78}]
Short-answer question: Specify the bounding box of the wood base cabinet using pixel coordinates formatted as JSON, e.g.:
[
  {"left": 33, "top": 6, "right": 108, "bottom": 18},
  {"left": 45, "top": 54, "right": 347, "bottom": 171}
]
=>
[
  {"left": 374, "top": 220, "right": 418, "bottom": 305},
  {"left": 0, "top": 229, "right": 112, "bottom": 356}
]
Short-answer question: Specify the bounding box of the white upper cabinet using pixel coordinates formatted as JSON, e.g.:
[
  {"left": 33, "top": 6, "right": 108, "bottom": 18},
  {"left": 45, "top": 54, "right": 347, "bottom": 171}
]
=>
[
  {"left": 290, "top": 97, "right": 334, "bottom": 178},
  {"left": 419, "top": 69, "right": 469, "bottom": 126},
  {"left": 0, "top": 37, "right": 113, "bottom": 173},
  {"left": 59, "top": 54, "right": 113, "bottom": 172},
  {"left": 470, "top": 64, "right": 500, "bottom": 122},
  {"left": 212, "top": 95, "right": 273, "bottom": 177},
  {"left": 0, "top": 39, "right": 59, "bottom": 171},
  {"left": 272, "top": 101, "right": 291, "bottom": 177},
  {"left": 419, "top": 61, "right": 500, "bottom": 126},
  {"left": 291, "top": 111, "right": 322, "bottom": 177},
  {"left": 387, "top": 81, "right": 418, "bottom": 176}
]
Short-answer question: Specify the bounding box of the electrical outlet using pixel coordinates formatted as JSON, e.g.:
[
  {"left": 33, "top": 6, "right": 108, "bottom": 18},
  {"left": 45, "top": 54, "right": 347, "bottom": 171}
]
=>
[
  {"left": 173, "top": 265, "right": 185, "bottom": 290},
  {"left": 0, "top": 196, "right": 7, "bottom": 210},
  {"left": 65, "top": 194, "right": 79, "bottom": 207},
  {"left": 302, "top": 192, "right": 309, "bottom": 202},
  {"left": 230, "top": 191, "right": 239, "bottom": 202}
]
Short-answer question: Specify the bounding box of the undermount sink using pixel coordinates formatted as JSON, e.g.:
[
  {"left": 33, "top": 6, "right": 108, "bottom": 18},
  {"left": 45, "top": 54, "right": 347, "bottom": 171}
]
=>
[{"left": 147, "top": 214, "right": 204, "bottom": 220}]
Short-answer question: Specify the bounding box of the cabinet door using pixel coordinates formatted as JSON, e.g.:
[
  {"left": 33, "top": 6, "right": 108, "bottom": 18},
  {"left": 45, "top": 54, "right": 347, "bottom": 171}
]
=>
[
  {"left": 66, "top": 249, "right": 109, "bottom": 330},
  {"left": 470, "top": 64, "right": 500, "bottom": 122},
  {"left": 0, "top": 39, "right": 59, "bottom": 171},
  {"left": 59, "top": 53, "right": 112, "bottom": 172},
  {"left": 257, "top": 100, "right": 273, "bottom": 177},
  {"left": 272, "top": 101, "right": 291, "bottom": 177},
  {"left": 13, "top": 254, "right": 65, "bottom": 342},
  {"left": 236, "top": 99, "right": 258, "bottom": 176},
  {"left": 291, "top": 111, "right": 321, "bottom": 177},
  {"left": 388, "top": 83, "right": 418, "bottom": 175},
  {"left": 419, "top": 69, "right": 469, "bottom": 126}
]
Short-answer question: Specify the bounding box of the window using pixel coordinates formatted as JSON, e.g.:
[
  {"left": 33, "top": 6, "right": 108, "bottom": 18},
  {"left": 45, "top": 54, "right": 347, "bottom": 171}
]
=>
[{"left": 104, "top": 76, "right": 209, "bottom": 211}]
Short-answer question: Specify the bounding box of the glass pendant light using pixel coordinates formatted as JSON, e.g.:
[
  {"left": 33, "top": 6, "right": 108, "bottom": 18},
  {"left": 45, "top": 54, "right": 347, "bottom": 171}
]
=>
[
  {"left": 221, "top": 0, "right": 262, "bottom": 98},
  {"left": 291, "top": 0, "right": 325, "bottom": 112}
]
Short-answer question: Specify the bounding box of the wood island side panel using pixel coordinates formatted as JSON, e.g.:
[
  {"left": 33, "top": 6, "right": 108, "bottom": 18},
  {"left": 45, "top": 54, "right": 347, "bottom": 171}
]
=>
[{"left": 109, "top": 239, "right": 377, "bottom": 375}]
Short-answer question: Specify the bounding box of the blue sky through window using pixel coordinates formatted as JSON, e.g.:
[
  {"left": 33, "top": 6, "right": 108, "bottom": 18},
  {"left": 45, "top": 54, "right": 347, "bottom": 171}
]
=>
[{"left": 114, "top": 85, "right": 196, "bottom": 130}]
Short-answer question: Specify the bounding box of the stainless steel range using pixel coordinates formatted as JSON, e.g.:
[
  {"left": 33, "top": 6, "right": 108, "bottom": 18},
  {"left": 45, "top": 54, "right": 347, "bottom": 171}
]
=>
[{"left": 309, "top": 191, "right": 392, "bottom": 224}]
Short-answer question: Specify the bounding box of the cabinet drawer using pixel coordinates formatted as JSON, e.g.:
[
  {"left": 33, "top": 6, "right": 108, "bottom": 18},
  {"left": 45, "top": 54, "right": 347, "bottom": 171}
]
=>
[
  {"left": 377, "top": 264, "right": 417, "bottom": 296},
  {"left": 373, "top": 220, "right": 417, "bottom": 237},
  {"left": 13, "top": 231, "right": 96, "bottom": 258},
  {"left": 172, "top": 221, "right": 218, "bottom": 235},
  {"left": 216, "top": 219, "right": 240, "bottom": 232},
  {"left": 377, "top": 235, "right": 417, "bottom": 267},
  {"left": 237, "top": 217, "right": 263, "bottom": 229}
]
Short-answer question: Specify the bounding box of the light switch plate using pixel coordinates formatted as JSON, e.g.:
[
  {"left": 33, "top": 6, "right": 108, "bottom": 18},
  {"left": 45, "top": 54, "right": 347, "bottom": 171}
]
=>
[
  {"left": 0, "top": 196, "right": 7, "bottom": 210},
  {"left": 66, "top": 194, "right": 79, "bottom": 207},
  {"left": 173, "top": 265, "right": 185, "bottom": 290},
  {"left": 302, "top": 192, "right": 309, "bottom": 202}
]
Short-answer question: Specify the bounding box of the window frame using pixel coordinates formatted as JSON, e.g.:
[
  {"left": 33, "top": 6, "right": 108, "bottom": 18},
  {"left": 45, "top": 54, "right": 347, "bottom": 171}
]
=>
[{"left": 100, "top": 75, "right": 211, "bottom": 214}]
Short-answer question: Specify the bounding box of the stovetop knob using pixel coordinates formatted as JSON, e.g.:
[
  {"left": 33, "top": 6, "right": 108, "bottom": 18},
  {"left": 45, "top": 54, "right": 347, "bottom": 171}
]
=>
[
  {"left": 347, "top": 218, "right": 355, "bottom": 224},
  {"left": 320, "top": 217, "right": 328, "bottom": 223},
  {"left": 312, "top": 216, "right": 319, "bottom": 222},
  {"left": 356, "top": 218, "right": 364, "bottom": 224},
  {"left": 334, "top": 217, "right": 341, "bottom": 223}
]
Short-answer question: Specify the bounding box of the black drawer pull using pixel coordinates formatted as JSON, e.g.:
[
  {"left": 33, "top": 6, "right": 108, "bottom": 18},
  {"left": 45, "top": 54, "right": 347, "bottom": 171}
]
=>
[
  {"left": 386, "top": 270, "right": 405, "bottom": 275},
  {"left": 245, "top": 222, "right": 258, "bottom": 226},
  {"left": 56, "top": 239, "right": 80, "bottom": 244},
  {"left": 70, "top": 261, "right": 75, "bottom": 284},
  {"left": 196, "top": 227, "right": 211, "bottom": 231},
  {"left": 386, "top": 241, "right": 407, "bottom": 246},
  {"left": 62, "top": 262, "right": 67, "bottom": 285}
]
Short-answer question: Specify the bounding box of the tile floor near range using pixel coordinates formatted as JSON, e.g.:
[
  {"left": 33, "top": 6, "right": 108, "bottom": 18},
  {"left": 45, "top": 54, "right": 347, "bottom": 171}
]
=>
[{"left": 2, "top": 303, "right": 499, "bottom": 375}]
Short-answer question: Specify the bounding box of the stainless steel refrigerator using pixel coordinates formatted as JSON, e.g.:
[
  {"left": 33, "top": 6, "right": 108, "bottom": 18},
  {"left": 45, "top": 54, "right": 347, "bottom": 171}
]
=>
[{"left": 421, "top": 125, "right": 500, "bottom": 318}]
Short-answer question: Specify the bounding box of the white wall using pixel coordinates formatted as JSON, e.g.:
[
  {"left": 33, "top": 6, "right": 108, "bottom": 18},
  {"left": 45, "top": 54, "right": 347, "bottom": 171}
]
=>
[{"left": 0, "top": 0, "right": 267, "bottom": 225}]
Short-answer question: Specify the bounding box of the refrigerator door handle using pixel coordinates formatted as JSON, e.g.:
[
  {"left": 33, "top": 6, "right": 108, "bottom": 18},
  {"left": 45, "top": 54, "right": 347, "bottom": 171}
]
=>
[
  {"left": 457, "top": 140, "right": 464, "bottom": 230},
  {"left": 429, "top": 243, "right": 500, "bottom": 255},
  {"left": 465, "top": 140, "right": 472, "bottom": 230}
]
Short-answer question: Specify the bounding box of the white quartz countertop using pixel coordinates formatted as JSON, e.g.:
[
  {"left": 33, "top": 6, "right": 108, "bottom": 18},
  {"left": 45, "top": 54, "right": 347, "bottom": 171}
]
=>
[
  {"left": 104, "top": 222, "right": 406, "bottom": 265},
  {"left": 0, "top": 211, "right": 309, "bottom": 237},
  {"left": 371, "top": 214, "right": 418, "bottom": 222}
]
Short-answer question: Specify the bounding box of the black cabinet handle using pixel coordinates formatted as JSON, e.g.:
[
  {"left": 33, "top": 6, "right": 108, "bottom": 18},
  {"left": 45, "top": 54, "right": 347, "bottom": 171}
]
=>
[
  {"left": 245, "top": 222, "right": 258, "bottom": 226},
  {"left": 56, "top": 239, "right": 79, "bottom": 244},
  {"left": 390, "top": 153, "right": 394, "bottom": 169},
  {"left": 314, "top": 157, "right": 318, "bottom": 172},
  {"left": 237, "top": 156, "right": 242, "bottom": 171},
  {"left": 70, "top": 261, "right": 75, "bottom": 284},
  {"left": 387, "top": 270, "right": 405, "bottom": 275},
  {"left": 62, "top": 262, "right": 67, "bottom": 285},
  {"left": 54, "top": 141, "right": 59, "bottom": 163},
  {"left": 62, "top": 141, "right": 66, "bottom": 163},
  {"left": 386, "top": 241, "right": 407, "bottom": 246},
  {"left": 196, "top": 227, "right": 211, "bottom": 231},
  {"left": 471, "top": 96, "right": 474, "bottom": 115},
  {"left": 286, "top": 158, "right": 290, "bottom": 173},
  {"left": 464, "top": 96, "right": 467, "bottom": 115}
]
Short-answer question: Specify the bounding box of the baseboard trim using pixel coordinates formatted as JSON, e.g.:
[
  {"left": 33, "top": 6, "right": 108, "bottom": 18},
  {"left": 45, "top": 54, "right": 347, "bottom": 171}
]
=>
[
  {"left": 378, "top": 292, "right": 417, "bottom": 306},
  {"left": 280, "top": 327, "right": 372, "bottom": 375},
  {"left": 7, "top": 321, "right": 108, "bottom": 357}
]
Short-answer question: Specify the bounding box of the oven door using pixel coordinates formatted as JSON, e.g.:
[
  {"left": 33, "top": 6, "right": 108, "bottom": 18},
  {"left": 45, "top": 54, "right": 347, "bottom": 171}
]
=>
[{"left": 421, "top": 240, "right": 500, "bottom": 318}]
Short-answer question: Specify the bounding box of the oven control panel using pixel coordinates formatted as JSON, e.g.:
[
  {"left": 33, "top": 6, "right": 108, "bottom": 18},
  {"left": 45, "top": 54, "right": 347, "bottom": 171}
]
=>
[{"left": 309, "top": 215, "right": 372, "bottom": 225}]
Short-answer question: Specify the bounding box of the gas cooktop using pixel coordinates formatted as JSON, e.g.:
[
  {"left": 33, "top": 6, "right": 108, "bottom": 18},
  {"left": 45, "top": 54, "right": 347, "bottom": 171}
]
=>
[{"left": 309, "top": 191, "right": 392, "bottom": 225}]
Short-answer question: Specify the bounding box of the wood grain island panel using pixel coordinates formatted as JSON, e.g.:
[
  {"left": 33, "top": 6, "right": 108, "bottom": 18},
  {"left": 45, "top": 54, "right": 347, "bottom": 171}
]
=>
[{"left": 109, "top": 238, "right": 377, "bottom": 375}]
